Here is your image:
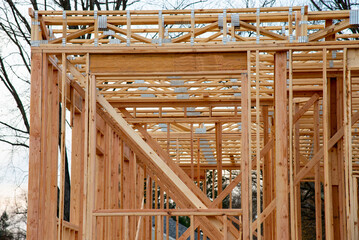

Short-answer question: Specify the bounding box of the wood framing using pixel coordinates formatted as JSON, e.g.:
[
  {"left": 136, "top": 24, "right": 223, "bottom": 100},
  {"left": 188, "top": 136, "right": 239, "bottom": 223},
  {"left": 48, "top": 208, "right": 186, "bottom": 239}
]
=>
[{"left": 27, "top": 6, "right": 359, "bottom": 240}]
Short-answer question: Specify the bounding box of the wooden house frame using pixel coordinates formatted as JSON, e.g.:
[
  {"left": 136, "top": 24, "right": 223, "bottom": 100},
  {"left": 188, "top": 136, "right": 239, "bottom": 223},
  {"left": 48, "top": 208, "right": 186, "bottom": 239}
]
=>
[{"left": 27, "top": 6, "right": 359, "bottom": 239}]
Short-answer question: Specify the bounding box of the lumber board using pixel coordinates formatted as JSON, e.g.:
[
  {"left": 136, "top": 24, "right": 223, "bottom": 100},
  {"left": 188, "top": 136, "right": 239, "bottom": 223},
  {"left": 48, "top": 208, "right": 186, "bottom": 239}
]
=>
[
  {"left": 241, "top": 72, "right": 250, "bottom": 240},
  {"left": 90, "top": 52, "right": 247, "bottom": 73},
  {"left": 274, "top": 51, "right": 289, "bottom": 240},
  {"left": 27, "top": 52, "right": 43, "bottom": 240}
]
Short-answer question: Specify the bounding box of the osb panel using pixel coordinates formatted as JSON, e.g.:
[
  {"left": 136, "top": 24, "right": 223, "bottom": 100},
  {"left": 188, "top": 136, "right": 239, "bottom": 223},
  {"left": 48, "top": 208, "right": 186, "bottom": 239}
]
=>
[{"left": 90, "top": 52, "right": 247, "bottom": 73}]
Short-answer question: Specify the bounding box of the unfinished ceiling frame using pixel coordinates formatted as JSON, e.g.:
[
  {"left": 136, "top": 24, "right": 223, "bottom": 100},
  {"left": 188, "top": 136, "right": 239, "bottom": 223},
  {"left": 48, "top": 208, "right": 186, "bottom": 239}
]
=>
[{"left": 27, "top": 6, "right": 359, "bottom": 240}]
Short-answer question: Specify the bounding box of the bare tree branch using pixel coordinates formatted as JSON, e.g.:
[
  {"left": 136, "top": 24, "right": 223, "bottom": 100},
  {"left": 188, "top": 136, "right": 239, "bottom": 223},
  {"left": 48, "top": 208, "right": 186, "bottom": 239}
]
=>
[
  {"left": 0, "top": 57, "right": 30, "bottom": 133},
  {"left": 310, "top": 0, "right": 359, "bottom": 34},
  {"left": 5, "top": 0, "right": 31, "bottom": 33},
  {"left": 0, "top": 121, "right": 28, "bottom": 135},
  {"left": 0, "top": 139, "right": 29, "bottom": 148}
]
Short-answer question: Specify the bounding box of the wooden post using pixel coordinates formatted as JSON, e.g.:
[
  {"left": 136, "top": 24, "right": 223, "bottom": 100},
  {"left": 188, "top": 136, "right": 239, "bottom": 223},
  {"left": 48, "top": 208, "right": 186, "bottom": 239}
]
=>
[
  {"left": 337, "top": 75, "right": 347, "bottom": 240},
  {"left": 223, "top": 215, "right": 228, "bottom": 240},
  {"left": 95, "top": 119, "right": 105, "bottom": 239},
  {"left": 27, "top": 52, "right": 43, "bottom": 240},
  {"left": 330, "top": 74, "right": 345, "bottom": 239},
  {"left": 262, "top": 106, "right": 273, "bottom": 240},
  {"left": 255, "top": 49, "right": 261, "bottom": 240},
  {"left": 294, "top": 103, "right": 302, "bottom": 239},
  {"left": 247, "top": 51, "right": 253, "bottom": 239},
  {"left": 125, "top": 215, "right": 129, "bottom": 240},
  {"left": 154, "top": 179, "right": 158, "bottom": 239},
  {"left": 216, "top": 122, "right": 223, "bottom": 197},
  {"left": 314, "top": 100, "right": 322, "bottom": 240},
  {"left": 146, "top": 175, "right": 152, "bottom": 239},
  {"left": 190, "top": 215, "right": 195, "bottom": 240},
  {"left": 113, "top": 133, "right": 121, "bottom": 239},
  {"left": 37, "top": 57, "right": 59, "bottom": 240},
  {"left": 85, "top": 74, "right": 97, "bottom": 240},
  {"left": 197, "top": 138, "right": 201, "bottom": 187},
  {"left": 241, "top": 72, "right": 250, "bottom": 240},
  {"left": 81, "top": 53, "right": 90, "bottom": 240},
  {"left": 38, "top": 57, "right": 49, "bottom": 240},
  {"left": 288, "top": 49, "right": 295, "bottom": 240},
  {"left": 191, "top": 123, "right": 194, "bottom": 180},
  {"left": 229, "top": 170, "right": 232, "bottom": 208},
  {"left": 274, "top": 51, "right": 289, "bottom": 239},
  {"left": 70, "top": 91, "right": 85, "bottom": 237},
  {"left": 104, "top": 126, "right": 111, "bottom": 240},
  {"left": 167, "top": 123, "right": 170, "bottom": 153},
  {"left": 57, "top": 52, "right": 67, "bottom": 240},
  {"left": 212, "top": 170, "right": 215, "bottom": 200},
  {"left": 353, "top": 177, "right": 359, "bottom": 239},
  {"left": 129, "top": 151, "right": 137, "bottom": 239},
  {"left": 323, "top": 48, "right": 335, "bottom": 240},
  {"left": 344, "top": 48, "right": 355, "bottom": 239},
  {"left": 48, "top": 65, "right": 60, "bottom": 240},
  {"left": 166, "top": 193, "right": 169, "bottom": 240}
]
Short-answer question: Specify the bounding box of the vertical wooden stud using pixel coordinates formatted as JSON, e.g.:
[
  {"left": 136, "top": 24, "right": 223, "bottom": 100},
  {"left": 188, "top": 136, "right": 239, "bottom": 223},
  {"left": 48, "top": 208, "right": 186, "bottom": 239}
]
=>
[
  {"left": 274, "top": 51, "right": 289, "bottom": 240},
  {"left": 216, "top": 122, "right": 223, "bottom": 196},
  {"left": 57, "top": 52, "right": 67, "bottom": 240},
  {"left": 314, "top": 100, "right": 322, "bottom": 239},
  {"left": 323, "top": 48, "right": 335, "bottom": 240},
  {"left": 288, "top": 49, "right": 296, "bottom": 240},
  {"left": 27, "top": 52, "right": 42, "bottom": 240},
  {"left": 241, "top": 71, "right": 250, "bottom": 240},
  {"left": 255, "top": 49, "right": 261, "bottom": 240}
]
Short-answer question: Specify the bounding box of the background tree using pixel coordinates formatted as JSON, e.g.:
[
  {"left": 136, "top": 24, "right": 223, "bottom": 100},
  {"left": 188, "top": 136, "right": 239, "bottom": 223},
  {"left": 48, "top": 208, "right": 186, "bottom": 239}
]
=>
[
  {"left": 0, "top": 211, "right": 14, "bottom": 240},
  {"left": 0, "top": 192, "right": 27, "bottom": 240},
  {"left": 310, "top": 0, "right": 359, "bottom": 33},
  {"left": 310, "top": 0, "right": 358, "bottom": 11}
]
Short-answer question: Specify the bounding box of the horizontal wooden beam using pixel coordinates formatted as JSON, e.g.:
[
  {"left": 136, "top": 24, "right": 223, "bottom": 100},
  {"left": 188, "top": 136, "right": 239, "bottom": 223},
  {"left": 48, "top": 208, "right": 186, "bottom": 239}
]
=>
[
  {"left": 93, "top": 209, "right": 242, "bottom": 216},
  {"left": 34, "top": 40, "right": 359, "bottom": 54},
  {"left": 108, "top": 98, "right": 273, "bottom": 107}
]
